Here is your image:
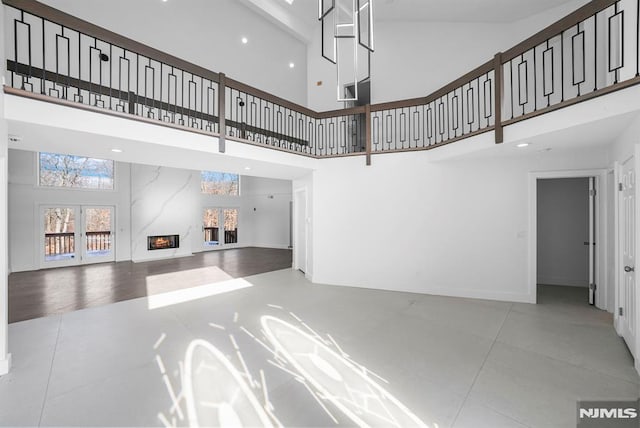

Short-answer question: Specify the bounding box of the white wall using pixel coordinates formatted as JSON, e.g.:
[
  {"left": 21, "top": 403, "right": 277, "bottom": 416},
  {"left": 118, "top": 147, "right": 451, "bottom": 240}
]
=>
[
  {"left": 242, "top": 176, "right": 293, "bottom": 249},
  {"left": 8, "top": 149, "right": 132, "bottom": 272},
  {"left": 537, "top": 178, "right": 589, "bottom": 287},
  {"left": 309, "top": 146, "right": 609, "bottom": 303},
  {"left": 307, "top": 0, "right": 588, "bottom": 110},
  {"left": 36, "top": 0, "right": 308, "bottom": 105}
]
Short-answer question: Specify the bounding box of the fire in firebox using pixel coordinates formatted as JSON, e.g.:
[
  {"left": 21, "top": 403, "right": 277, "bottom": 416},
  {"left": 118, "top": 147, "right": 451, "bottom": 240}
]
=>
[{"left": 147, "top": 235, "right": 179, "bottom": 251}]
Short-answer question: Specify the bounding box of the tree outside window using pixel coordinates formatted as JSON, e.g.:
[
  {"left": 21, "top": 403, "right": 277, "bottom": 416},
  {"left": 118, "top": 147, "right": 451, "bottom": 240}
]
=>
[
  {"left": 39, "top": 152, "right": 114, "bottom": 190},
  {"left": 201, "top": 171, "right": 239, "bottom": 195}
]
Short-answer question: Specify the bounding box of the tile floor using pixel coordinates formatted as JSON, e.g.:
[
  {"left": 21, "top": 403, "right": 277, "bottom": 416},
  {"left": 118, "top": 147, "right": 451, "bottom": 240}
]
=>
[{"left": 0, "top": 270, "right": 637, "bottom": 427}]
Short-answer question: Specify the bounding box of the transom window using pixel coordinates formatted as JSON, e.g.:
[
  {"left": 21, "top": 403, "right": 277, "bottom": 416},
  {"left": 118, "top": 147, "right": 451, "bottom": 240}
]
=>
[
  {"left": 38, "top": 152, "right": 114, "bottom": 190},
  {"left": 201, "top": 171, "right": 239, "bottom": 195}
]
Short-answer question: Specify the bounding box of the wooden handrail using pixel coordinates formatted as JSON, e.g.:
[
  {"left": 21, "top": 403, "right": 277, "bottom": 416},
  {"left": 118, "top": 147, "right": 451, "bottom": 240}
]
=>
[
  {"left": 365, "top": 104, "right": 372, "bottom": 166},
  {"left": 501, "top": 0, "right": 618, "bottom": 62},
  {"left": 494, "top": 52, "right": 503, "bottom": 144},
  {"left": 8, "top": 60, "right": 308, "bottom": 145},
  {"left": 316, "top": 105, "right": 367, "bottom": 119},
  {"left": 1, "top": 0, "right": 221, "bottom": 84},
  {"left": 225, "top": 76, "right": 317, "bottom": 118},
  {"left": 4, "top": 0, "right": 619, "bottom": 118},
  {"left": 218, "top": 73, "right": 227, "bottom": 153}
]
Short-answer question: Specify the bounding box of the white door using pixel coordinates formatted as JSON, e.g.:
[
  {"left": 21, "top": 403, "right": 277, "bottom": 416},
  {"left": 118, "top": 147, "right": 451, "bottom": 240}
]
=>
[
  {"left": 620, "top": 157, "right": 636, "bottom": 356},
  {"left": 588, "top": 177, "right": 596, "bottom": 305},
  {"left": 294, "top": 189, "right": 307, "bottom": 273},
  {"left": 41, "top": 205, "right": 115, "bottom": 268}
]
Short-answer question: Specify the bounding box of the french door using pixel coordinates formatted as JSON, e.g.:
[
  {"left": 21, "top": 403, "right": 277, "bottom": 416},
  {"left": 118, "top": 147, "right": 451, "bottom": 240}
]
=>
[
  {"left": 41, "top": 205, "right": 115, "bottom": 268},
  {"left": 203, "top": 208, "right": 238, "bottom": 249},
  {"left": 619, "top": 158, "right": 636, "bottom": 356}
]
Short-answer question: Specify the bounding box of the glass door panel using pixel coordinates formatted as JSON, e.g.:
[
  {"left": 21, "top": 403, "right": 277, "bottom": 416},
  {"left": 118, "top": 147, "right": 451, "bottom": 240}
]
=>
[
  {"left": 224, "top": 209, "right": 238, "bottom": 244},
  {"left": 42, "top": 206, "right": 79, "bottom": 267},
  {"left": 83, "top": 206, "right": 115, "bottom": 263},
  {"left": 203, "top": 208, "right": 220, "bottom": 247}
]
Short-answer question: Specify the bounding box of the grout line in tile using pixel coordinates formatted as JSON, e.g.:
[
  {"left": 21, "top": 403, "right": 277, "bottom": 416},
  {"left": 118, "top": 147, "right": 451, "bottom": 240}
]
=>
[
  {"left": 450, "top": 302, "right": 514, "bottom": 427},
  {"left": 492, "top": 308, "right": 639, "bottom": 385},
  {"left": 469, "top": 400, "right": 535, "bottom": 428},
  {"left": 493, "top": 335, "right": 640, "bottom": 386},
  {"left": 37, "top": 315, "right": 62, "bottom": 427}
]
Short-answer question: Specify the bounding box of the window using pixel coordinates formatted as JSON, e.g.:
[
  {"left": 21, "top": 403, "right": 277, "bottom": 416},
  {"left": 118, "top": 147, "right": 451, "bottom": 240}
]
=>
[
  {"left": 39, "top": 152, "right": 114, "bottom": 190},
  {"left": 201, "top": 171, "right": 239, "bottom": 195}
]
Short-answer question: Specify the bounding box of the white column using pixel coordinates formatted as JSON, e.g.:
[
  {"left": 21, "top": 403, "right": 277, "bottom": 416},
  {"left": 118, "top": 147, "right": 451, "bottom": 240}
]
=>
[
  {"left": 0, "top": 122, "right": 8, "bottom": 377},
  {"left": 0, "top": 0, "right": 11, "bottom": 376}
]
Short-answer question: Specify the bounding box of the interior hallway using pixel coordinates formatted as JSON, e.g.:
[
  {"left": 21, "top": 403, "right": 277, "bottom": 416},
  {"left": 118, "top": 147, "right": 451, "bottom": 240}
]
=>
[{"left": 0, "top": 272, "right": 636, "bottom": 427}]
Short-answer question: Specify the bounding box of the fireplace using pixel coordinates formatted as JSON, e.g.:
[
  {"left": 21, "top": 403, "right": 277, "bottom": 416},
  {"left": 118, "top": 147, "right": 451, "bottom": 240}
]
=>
[{"left": 147, "top": 235, "right": 179, "bottom": 250}]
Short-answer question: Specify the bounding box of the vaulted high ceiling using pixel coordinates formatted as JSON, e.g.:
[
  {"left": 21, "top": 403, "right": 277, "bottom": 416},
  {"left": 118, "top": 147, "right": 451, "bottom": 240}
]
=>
[{"left": 239, "top": 0, "right": 588, "bottom": 41}]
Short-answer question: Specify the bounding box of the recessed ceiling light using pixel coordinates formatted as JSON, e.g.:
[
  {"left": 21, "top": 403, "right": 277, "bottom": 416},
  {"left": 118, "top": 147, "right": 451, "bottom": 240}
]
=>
[
  {"left": 516, "top": 143, "right": 530, "bottom": 148},
  {"left": 244, "top": 166, "right": 251, "bottom": 170},
  {"left": 241, "top": 37, "right": 248, "bottom": 44},
  {"left": 111, "top": 148, "right": 123, "bottom": 153},
  {"left": 289, "top": 62, "right": 295, "bottom": 68},
  {"left": 284, "top": 0, "right": 294, "bottom": 4}
]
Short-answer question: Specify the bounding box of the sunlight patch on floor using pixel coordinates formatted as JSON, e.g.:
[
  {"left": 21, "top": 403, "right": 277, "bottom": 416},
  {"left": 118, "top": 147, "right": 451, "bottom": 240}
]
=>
[{"left": 146, "top": 266, "right": 251, "bottom": 309}]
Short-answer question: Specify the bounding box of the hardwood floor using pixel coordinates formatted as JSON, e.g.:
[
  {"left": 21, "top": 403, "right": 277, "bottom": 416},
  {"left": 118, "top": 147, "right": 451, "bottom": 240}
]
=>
[{"left": 8, "top": 247, "right": 292, "bottom": 323}]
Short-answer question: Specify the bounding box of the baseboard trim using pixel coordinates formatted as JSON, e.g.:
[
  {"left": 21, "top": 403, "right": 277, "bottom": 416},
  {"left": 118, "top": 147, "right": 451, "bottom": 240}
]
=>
[
  {"left": 537, "top": 277, "right": 589, "bottom": 287},
  {"left": 311, "top": 276, "right": 534, "bottom": 304},
  {"left": 0, "top": 353, "right": 12, "bottom": 376},
  {"left": 131, "top": 253, "right": 194, "bottom": 263},
  {"left": 251, "top": 244, "right": 291, "bottom": 250}
]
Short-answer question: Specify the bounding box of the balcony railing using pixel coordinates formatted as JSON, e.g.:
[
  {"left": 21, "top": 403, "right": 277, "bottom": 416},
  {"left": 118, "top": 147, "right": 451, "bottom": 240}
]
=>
[
  {"left": 204, "top": 227, "right": 219, "bottom": 244},
  {"left": 203, "top": 227, "right": 237, "bottom": 244},
  {"left": 44, "top": 231, "right": 111, "bottom": 258},
  {"left": 3, "top": 0, "right": 639, "bottom": 165},
  {"left": 225, "top": 229, "right": 238, "bottom": 244},
  {"left": 44, "top": 232, "right": 74, "bottom": 257},
  {"left": 85, "top": 231, "right": 111, "bottom": 252}
]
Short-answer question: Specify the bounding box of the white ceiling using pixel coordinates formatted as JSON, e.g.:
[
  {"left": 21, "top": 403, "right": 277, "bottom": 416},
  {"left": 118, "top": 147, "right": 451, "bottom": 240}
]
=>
[
  {"left": 355, "top": 0, "right": 582, "bottom": 23},
  {"left": 240, "top": 0, "right": 585, "bottom": 42}
]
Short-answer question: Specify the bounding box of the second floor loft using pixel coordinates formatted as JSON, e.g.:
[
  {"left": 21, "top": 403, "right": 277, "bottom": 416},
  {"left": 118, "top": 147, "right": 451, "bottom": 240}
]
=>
[{"left": 2, "top": 0, "right": 640, "bottom": 165}]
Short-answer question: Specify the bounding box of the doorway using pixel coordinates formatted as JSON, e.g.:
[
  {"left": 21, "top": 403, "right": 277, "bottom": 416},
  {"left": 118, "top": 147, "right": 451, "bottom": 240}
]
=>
[
  {"left": 537, "top": 178, "right": 594, "bottom": 303},
  {"left": 40, "top": 205, "right": 115, "bottom": 268},
  {"left": 529, "top": 170, "right": 608, "bottom": 307}
]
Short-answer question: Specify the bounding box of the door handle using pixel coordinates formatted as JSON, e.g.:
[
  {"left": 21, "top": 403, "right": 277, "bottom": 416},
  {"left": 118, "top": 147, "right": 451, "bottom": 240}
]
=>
[
  {"left": 583, "top": 242, "right": 596, "bottom": 245},
  {"left": 624, "top": 266, "right": 635, "bottom": 272}
]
